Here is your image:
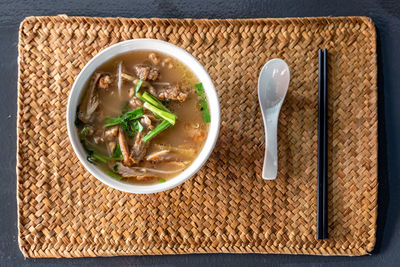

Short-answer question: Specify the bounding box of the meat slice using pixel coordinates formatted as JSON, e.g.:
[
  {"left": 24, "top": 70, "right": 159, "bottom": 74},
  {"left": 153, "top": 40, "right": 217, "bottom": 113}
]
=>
[
  {"left": 106, "top": 141, "right": 116, "bottom": 155},
  {"left": 185, "top": 123, "right": 207, "bottom": 143},
  {"left": 78, "top": 72, "right": 113, "bottom": 123},
  {"left": 104, "top": 126, "right": 119, "bottom": 141},
  {"left": 140, "top": 115, "right": 154, "bottom": 131},
  {"left": 146, "top": 150, "right": 173, "bottom": 162},
  {"left": 148, "top": 53, "right": 160, "bottom": 65},
  {"left": 118, "top": 128, "right": 132, "bottom": 166},
  {"left": 135, "top": 64, "right": 159, "bottom": 81},
  {"left": 114, "top": 163, "right": 185, "bottom": 180},
  {"left": 130, "top": 132, "right": 149, "bottom": 163},
  {"left": 114, "top": 163, "right": 154, "bottom": 181},
  {"left": 78, "top": 73, "right": 101, "bottom": 123},
  {"left": 98, "top": 73, "right": 112, "bottom": 89},
  {"left": 157, "top": 85, "right": 188, "bottom": 102},
  {"left": 129, "top": 96, "right": 143, "bottom": 109}
]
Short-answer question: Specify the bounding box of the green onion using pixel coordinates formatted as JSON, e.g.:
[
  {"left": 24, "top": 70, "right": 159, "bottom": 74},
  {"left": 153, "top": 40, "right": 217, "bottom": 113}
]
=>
[
  {"left": 137, "top": 121, "right": 144, "bottom": 133},
  {"left": 107, "top": 156, "right": 124, "bottom": 161},
  {"left": 121, "top": 73, "right": 136, "bottom": 81},
  {"left": 79, "top": 126, "right": 90, "bottom": 139},
  {"left": 135, "top": 79, "right": 143, "bottom": 94},
  {"left": 194, "top": 83, "right": 211, "bottom": 123},
  {"left": 143, "top": 102, "right": 176, "bottom": 125},
  {"left": 142, "top": 120, "right": 171, "bottom": 142},
  {"left": 113, "top": 144, "right": 122, "bottom": 157},
  {"left": 104, "top": 107, "right": 144, "bottom": 127},
  {"left": 87, "top": 154, "right": 96, "bottom": 164},
  {"left": 158, "top": 178, "right": 166, "bottom": 183},
  {"left": 92, "top": 152, "right": 108, "bottom": 163},
  {"left": 138, "top": 92, "right": 170, "bottom": 112},
  {"left": 106, "top": 171, "right": 122, "bottom": 180}
]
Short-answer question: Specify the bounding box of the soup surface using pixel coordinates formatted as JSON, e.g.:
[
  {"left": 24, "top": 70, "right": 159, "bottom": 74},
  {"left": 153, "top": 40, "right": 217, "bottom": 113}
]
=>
[{"left": 75, "top": 50, "right": 210, "bottom": 184}]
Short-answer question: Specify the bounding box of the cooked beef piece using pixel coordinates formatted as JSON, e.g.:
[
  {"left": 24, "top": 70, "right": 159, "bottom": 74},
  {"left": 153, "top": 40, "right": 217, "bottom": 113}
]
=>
[
  {"left": 129, "top": 96, "right": 143, "bottom": 109},
  {"left": 104, "top": 126, "right": 119, "bottom": 141},
  {"left": 78, "top": 73, "right": 101, "bottom": 123},
  {"left": 114, "top": 163, "right": 155, "bottom": 181},
  {"left": 78, "top": 72, "right": 113, "bottom": 123},
  {"left": 148, "top": 53, "right": 160, "bottom": 65},
  {"left": 93, "top": 136, "right": 103, "bottom": 144},
  {"left": 185, "top": 123, "right": 207, "bottom": 143},
  {"left": 118, "top": 128, "right": 132, "bottom": 166},
  {"left": 129, "top": 132, "right": 149, "bottom": 163},
  {"left": 157, "top": 85, "right": 188, "bottom": 102},
  {"left": 135, "top": 64, "right": 159, "bottom": 81},
  {"left": 140, "top": 115, "right": 154, "bottom": 131},
  {"left": 98, "top": 73, "right": 112, "bottom": 89},
  {"left": 106, "top": 141, "right": 116, "bottom": 155},
  {"left": 146, "top": 150, "right": 173, "bottom": 162}
]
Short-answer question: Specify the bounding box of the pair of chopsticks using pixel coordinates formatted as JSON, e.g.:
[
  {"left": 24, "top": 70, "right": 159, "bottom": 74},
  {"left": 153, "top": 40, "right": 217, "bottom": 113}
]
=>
[{"left": 317, "top": 49, "right": 328, "bottom": 240}]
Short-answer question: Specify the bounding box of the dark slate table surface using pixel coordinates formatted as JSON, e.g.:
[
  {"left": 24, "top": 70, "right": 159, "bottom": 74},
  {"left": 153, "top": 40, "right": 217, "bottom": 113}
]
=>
[{"left": 1, "top": 0, "right": 399, "bottom": 266}]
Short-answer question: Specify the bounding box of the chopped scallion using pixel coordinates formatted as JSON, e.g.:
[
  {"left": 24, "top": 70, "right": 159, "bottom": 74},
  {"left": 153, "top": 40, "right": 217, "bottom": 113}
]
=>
[
  {"left": 135, "top": 79, "right": 143, "bottom": 95},
  {"left": 194, "top": 83, "right": 211, "bottom": 123},
  {"left": 79, "top": 126, "right": 90, "bottom": 139},
  {"left": 138, "top": 92, "right": 170, "bottom": 112},
  {"left": 138, "top": 121, "right": 144, "bottom": 133},
  {"left": 121, "top": 73, "right": 136, "bottom": 81},
  {"left": 92, "top": 152, "right": 108, "bottom": 163},
  {"left": 142, "top": 120, "right": 171, "bottom": 142},
  {"left": 143, "top": 102, "right": 176, "bottom": 125},
  {"left": 106, "top": 171, "right": 122, "bottom": 180},
  {"left": 158, "top": 178, "right": 166, "bottom": 183}
]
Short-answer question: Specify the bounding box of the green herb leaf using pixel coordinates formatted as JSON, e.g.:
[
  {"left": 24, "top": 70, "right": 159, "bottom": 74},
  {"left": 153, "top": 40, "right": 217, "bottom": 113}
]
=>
[
  {"left": 113, "top": 164, "right": 119, "bottom": 171},
  {"left": 79, "top": 126, "right": 90, "bottom": 139},
  {"left": 106, "top": 171, "right": 122, "bottom": 180},
  {"left": 135, "top": 78, "right": 143, "bottom": 95},
  {"left": 194, "top": 83, "right": 211, "bottom": 123},
  {"left": 122, "top": 107, "right": 144, "bottom": 121},
  {"left": 104, "top": 107, "right": 144, "bottom": 127},
  {"left": 104, "top": 117, "right": 124, "bottom": 127},
  {"left": 142, "top": 120, "right": 171, "bottom": 142},
  {"left": 143, "top": 102, "right": 176, "bottom": 125},
  {"left": 158, "top": 178, "right": 166, "bottom": 183},
  {"left": 113, "top": 144, "right": 122, "bottom": 157}
]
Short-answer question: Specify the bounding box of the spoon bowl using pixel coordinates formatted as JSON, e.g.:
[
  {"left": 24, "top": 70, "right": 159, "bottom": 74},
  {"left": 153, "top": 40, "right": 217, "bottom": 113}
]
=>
[{"left": 258, "top": 58, "right": 290, "bottom": 180}]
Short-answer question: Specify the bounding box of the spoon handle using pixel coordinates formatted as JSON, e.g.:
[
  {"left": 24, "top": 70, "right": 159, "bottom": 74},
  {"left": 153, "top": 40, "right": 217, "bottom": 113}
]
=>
[{"left": 262, "top": 114, "right": 279, "bottom": 180}]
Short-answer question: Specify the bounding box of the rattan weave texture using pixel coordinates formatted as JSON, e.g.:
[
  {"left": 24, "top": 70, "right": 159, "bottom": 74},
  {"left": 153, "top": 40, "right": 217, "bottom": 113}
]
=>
[{"left": 17, "top": 15, "right": 377, "bottom": 257}]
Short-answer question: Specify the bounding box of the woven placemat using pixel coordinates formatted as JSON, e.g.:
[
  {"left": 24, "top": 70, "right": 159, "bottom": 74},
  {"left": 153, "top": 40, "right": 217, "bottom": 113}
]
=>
[{"left": 17, "top": 15, "right": 377, "bottom": 257}]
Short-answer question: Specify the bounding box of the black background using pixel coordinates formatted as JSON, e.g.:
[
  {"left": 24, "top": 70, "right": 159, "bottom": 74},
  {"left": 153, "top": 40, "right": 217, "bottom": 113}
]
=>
[{"left": 1, "top": 0, "right": 399, "bottom": 266}]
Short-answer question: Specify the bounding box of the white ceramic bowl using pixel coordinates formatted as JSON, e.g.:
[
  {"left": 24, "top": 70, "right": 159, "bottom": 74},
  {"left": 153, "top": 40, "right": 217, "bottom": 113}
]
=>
[{"left": 67, "top": 39, "right": 220, "bottom": 194}]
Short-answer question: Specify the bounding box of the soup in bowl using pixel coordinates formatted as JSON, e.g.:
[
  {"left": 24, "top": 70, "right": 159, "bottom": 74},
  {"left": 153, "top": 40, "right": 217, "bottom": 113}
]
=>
[{"left": 67, "top": 39, "right": 220, "bottom": 194}]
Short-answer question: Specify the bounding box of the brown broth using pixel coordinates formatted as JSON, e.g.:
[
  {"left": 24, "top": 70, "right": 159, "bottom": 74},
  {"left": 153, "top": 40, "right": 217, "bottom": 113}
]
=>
[{"left": 76, "top": 50, "right": 209, "bottom": 185}]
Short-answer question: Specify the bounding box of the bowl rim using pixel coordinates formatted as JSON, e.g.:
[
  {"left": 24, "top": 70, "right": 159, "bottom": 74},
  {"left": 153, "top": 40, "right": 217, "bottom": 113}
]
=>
[{"left": 66, "top": 39, "right": 220, "bottom": 194}]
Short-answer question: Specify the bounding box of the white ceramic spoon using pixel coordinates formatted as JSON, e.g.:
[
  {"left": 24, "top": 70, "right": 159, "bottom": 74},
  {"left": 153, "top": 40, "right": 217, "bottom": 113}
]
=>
[{"left": 258, "top": 58, "right": 290, "bottom": 180}]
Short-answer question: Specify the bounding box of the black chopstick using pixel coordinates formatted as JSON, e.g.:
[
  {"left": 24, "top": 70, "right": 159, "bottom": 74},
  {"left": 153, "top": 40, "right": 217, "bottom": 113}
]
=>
[{"left": 317, "top": 49, "right": 328, "bottom": 240}]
